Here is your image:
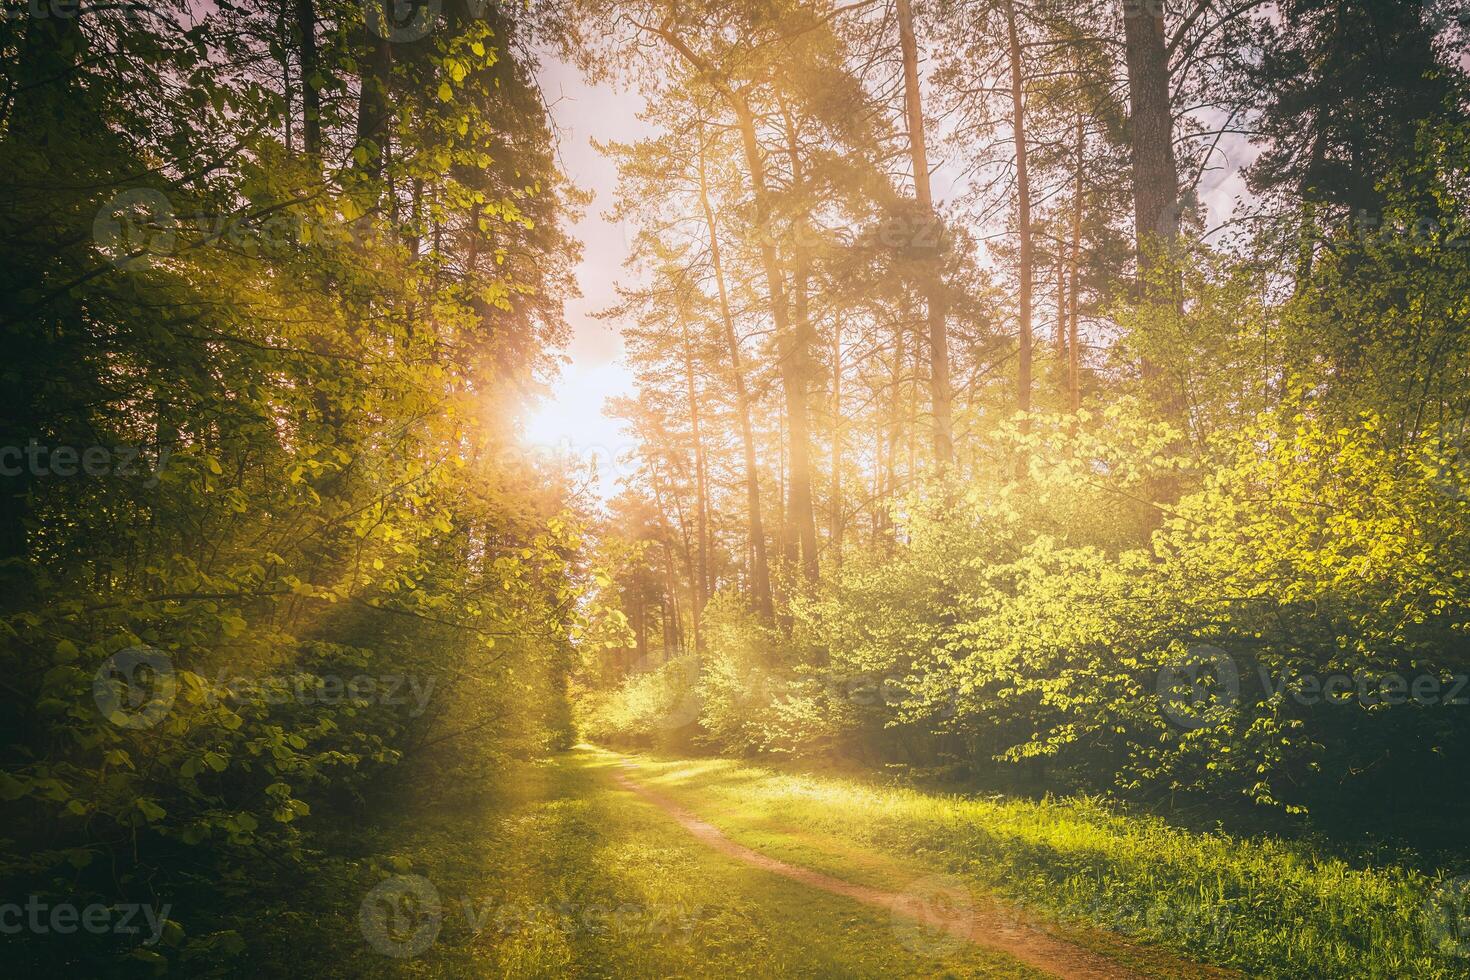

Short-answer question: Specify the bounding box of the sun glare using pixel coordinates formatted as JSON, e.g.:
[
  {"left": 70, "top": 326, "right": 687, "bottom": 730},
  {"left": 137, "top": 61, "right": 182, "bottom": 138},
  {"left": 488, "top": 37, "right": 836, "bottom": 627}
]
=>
[{"left": 523, "top": 359, "right": 639, "bottom": 498}]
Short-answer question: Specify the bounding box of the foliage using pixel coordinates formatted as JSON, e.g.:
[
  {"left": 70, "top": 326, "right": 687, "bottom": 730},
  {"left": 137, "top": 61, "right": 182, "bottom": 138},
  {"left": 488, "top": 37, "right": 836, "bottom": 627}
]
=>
[{"left": 0, "top": 1, "right": 604, "bottom": 971}]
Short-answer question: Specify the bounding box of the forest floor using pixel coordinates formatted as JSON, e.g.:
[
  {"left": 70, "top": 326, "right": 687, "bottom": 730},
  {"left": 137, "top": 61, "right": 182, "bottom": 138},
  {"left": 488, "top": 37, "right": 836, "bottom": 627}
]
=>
[
  {"left": 606, "top": 759, "right": 1218, "bottom": 979},
  {"left": 243, "top": 746, "right": 1450, "bottom": 978},
  {"left": 247, "top": 746, "right": 1247, "bottom": 978}
]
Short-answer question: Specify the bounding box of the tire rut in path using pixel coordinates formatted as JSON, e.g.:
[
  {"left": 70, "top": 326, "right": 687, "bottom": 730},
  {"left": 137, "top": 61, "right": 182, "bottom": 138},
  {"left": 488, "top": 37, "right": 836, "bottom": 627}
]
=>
[{"left": 612, "top": 768, "right": 1145, "bottom": 980}]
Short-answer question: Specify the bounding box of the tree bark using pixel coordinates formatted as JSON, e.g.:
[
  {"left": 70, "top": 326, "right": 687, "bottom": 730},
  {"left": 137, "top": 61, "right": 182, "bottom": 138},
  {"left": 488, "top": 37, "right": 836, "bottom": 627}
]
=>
[
  {"left": 697, "top": 128, "right": 773, "bottom": 619},
  {"left": 1068, "top": 111, "right": 1084, "bottom": 415},
  {"left": 297, "top": 0, "right": 322, "bottom": 159},
  {"left": 1121, "top": 0, "right": 1180, "bottom": 271},
  {"left": 747, "top": 99, "right": 818, "bottom": 583},
  {"left": 642, "top": 19, "right": 819, "bottom": 582},
  {"left": 880, "top": 320, "right": 904, "bottom": 548},
  {"left": 830, "top": 319, "right": 844, "bottom": 571},
  {"left": 1055, "top": 240, "right": 1067, "bottom": 369},
  {"left": 355, "top": 1, "right": 393, "bottom": 184},
  {"left": 896, "top": 0, "right": 953, "bottom": 465},
  {"left": 1006, "top": 0, "right": 1033, "bottom": 447},
  {"left": 1121, "top": 0, "right": 1185, "bottom": 438},
  {"left": 680, "top": 316, "right": 709, "bottom": 650}
]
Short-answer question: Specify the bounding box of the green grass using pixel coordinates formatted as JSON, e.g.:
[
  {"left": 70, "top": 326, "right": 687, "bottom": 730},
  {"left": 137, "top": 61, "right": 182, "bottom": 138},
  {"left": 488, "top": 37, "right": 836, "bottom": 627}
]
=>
[
  {"left": 244, "top": 747, "right": 1048, "bottom": 977},
  {"left": 231, "top": 745, "right": 1464, "bottom": 977},
  {"left": 609, "top": 748, "right": 1465, "bottom": 979}
]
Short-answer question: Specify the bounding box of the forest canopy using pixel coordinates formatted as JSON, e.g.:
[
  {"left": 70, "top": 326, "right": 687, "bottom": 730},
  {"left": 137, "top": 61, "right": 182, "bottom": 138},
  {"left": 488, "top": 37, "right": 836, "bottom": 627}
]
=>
[{"left": 570, "top": 0, "right": 1470, "bottom": 820}]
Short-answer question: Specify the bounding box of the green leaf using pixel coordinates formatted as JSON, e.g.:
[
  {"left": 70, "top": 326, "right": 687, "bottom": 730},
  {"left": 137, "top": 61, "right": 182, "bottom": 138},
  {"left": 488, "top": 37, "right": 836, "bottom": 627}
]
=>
[
  {"left": 0, "top": 775, "right": 30, "bottom": 805},
  {"left": 137, "top": 798, "right": 167, "bottom": 822}
]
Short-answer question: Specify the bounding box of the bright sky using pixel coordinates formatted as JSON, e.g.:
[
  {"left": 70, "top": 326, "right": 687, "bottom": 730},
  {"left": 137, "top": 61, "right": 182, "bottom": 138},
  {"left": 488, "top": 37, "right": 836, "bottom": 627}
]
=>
[{"left": 523, "top": 55, "right": 645, "bottom": 498}]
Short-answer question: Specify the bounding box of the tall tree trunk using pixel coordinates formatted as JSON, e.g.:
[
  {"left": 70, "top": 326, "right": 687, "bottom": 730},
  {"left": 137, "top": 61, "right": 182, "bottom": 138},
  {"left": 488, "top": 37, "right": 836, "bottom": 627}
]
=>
[
  {"left": 830, "top": 319, "right": 843, "bottom": 571},
  {"left": 872, "top": 405, "right": 886, "bottom": 549},
  {"left": 1121, "top": 0, "right": 1180, "bottom": 272},
  {"left": 297, "top": 0, "right": 322, "bottom": 159},
  {"left": 697, "top": 128, "right": 773, "bottom": 619},
  {"left": 355, "top": 1, "right": 393, "bottom": 184},
  {"left": 906, "top": 311, "right": 918, "bottom": 479},
  {"left": 640, "top": 24, "right": 818, "bottom": 582},
  {"left": 776, "top": 404, "right": 788, "bottom": 573},
  {"left": 651, "top": 485, "right": 683, "bottom": 659},
  {"left": 1055, "top": 240, "right": 1067, "bottom": 371},
  {"left": 680, "top": 317, "right": 709, "bottom": 651},
  {"left": 887, "top": 328, "right": 898, "bottom": 499},
  {"left": 661, "top": 538, "right": 676, "bottom": 661},
  {"left": 881, "top": 321, "right": 904, "bottom": 549},
  {"left": 1121, "top": 0, "right": 1181, "bottom": 413},
  {"left": 1292, "top": 133, "right": 1327, "bottom": 294},
  {"left": 739, "top": 98, "right": 818, "bottom": 583},
  {"left": 638, "top": 21, "right": 816, "bottom": 583},
  {"left": 279, "top": 5, "right": 294, "bottom": 153},
  {"left": 698, "top": 413, "right": 713, "bottom": 603},
  {"left": 1121, "top": 0, "right": 1186, "bottom": 455},
  {"left": 896, "top": 0, "right": 953, "bottom": 465},
  {"left": 1006, "top": 0, "right": 1033, "bottom": 447},
  {"left": 1068, "top": 111, "right": 1084, "bottom": 415},
  {"left": 777, "top": 100, "right": 820, "bottom": 582}
]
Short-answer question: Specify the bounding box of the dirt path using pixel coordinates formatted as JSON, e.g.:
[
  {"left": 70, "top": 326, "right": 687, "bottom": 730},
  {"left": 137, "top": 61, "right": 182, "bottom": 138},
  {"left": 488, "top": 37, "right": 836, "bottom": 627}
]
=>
[{"left": 613, "top": 767, "right": 1147, "bottom": 980}]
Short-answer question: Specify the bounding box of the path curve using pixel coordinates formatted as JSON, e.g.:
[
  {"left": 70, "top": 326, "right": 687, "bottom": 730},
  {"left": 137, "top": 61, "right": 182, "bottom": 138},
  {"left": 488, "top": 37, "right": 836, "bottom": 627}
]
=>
[{"left": 613, "top": 767, "right": 1143, "bottom": 980}]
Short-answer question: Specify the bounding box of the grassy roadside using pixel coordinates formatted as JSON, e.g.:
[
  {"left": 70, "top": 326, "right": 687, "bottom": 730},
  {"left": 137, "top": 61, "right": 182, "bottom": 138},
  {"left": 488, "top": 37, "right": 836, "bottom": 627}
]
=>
[
  {"left": 244, "top": 747, "right": 1049, "bottom": 977},
  {"left": 605, "top": 748, "right": 1464, "bottom": 979}
]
